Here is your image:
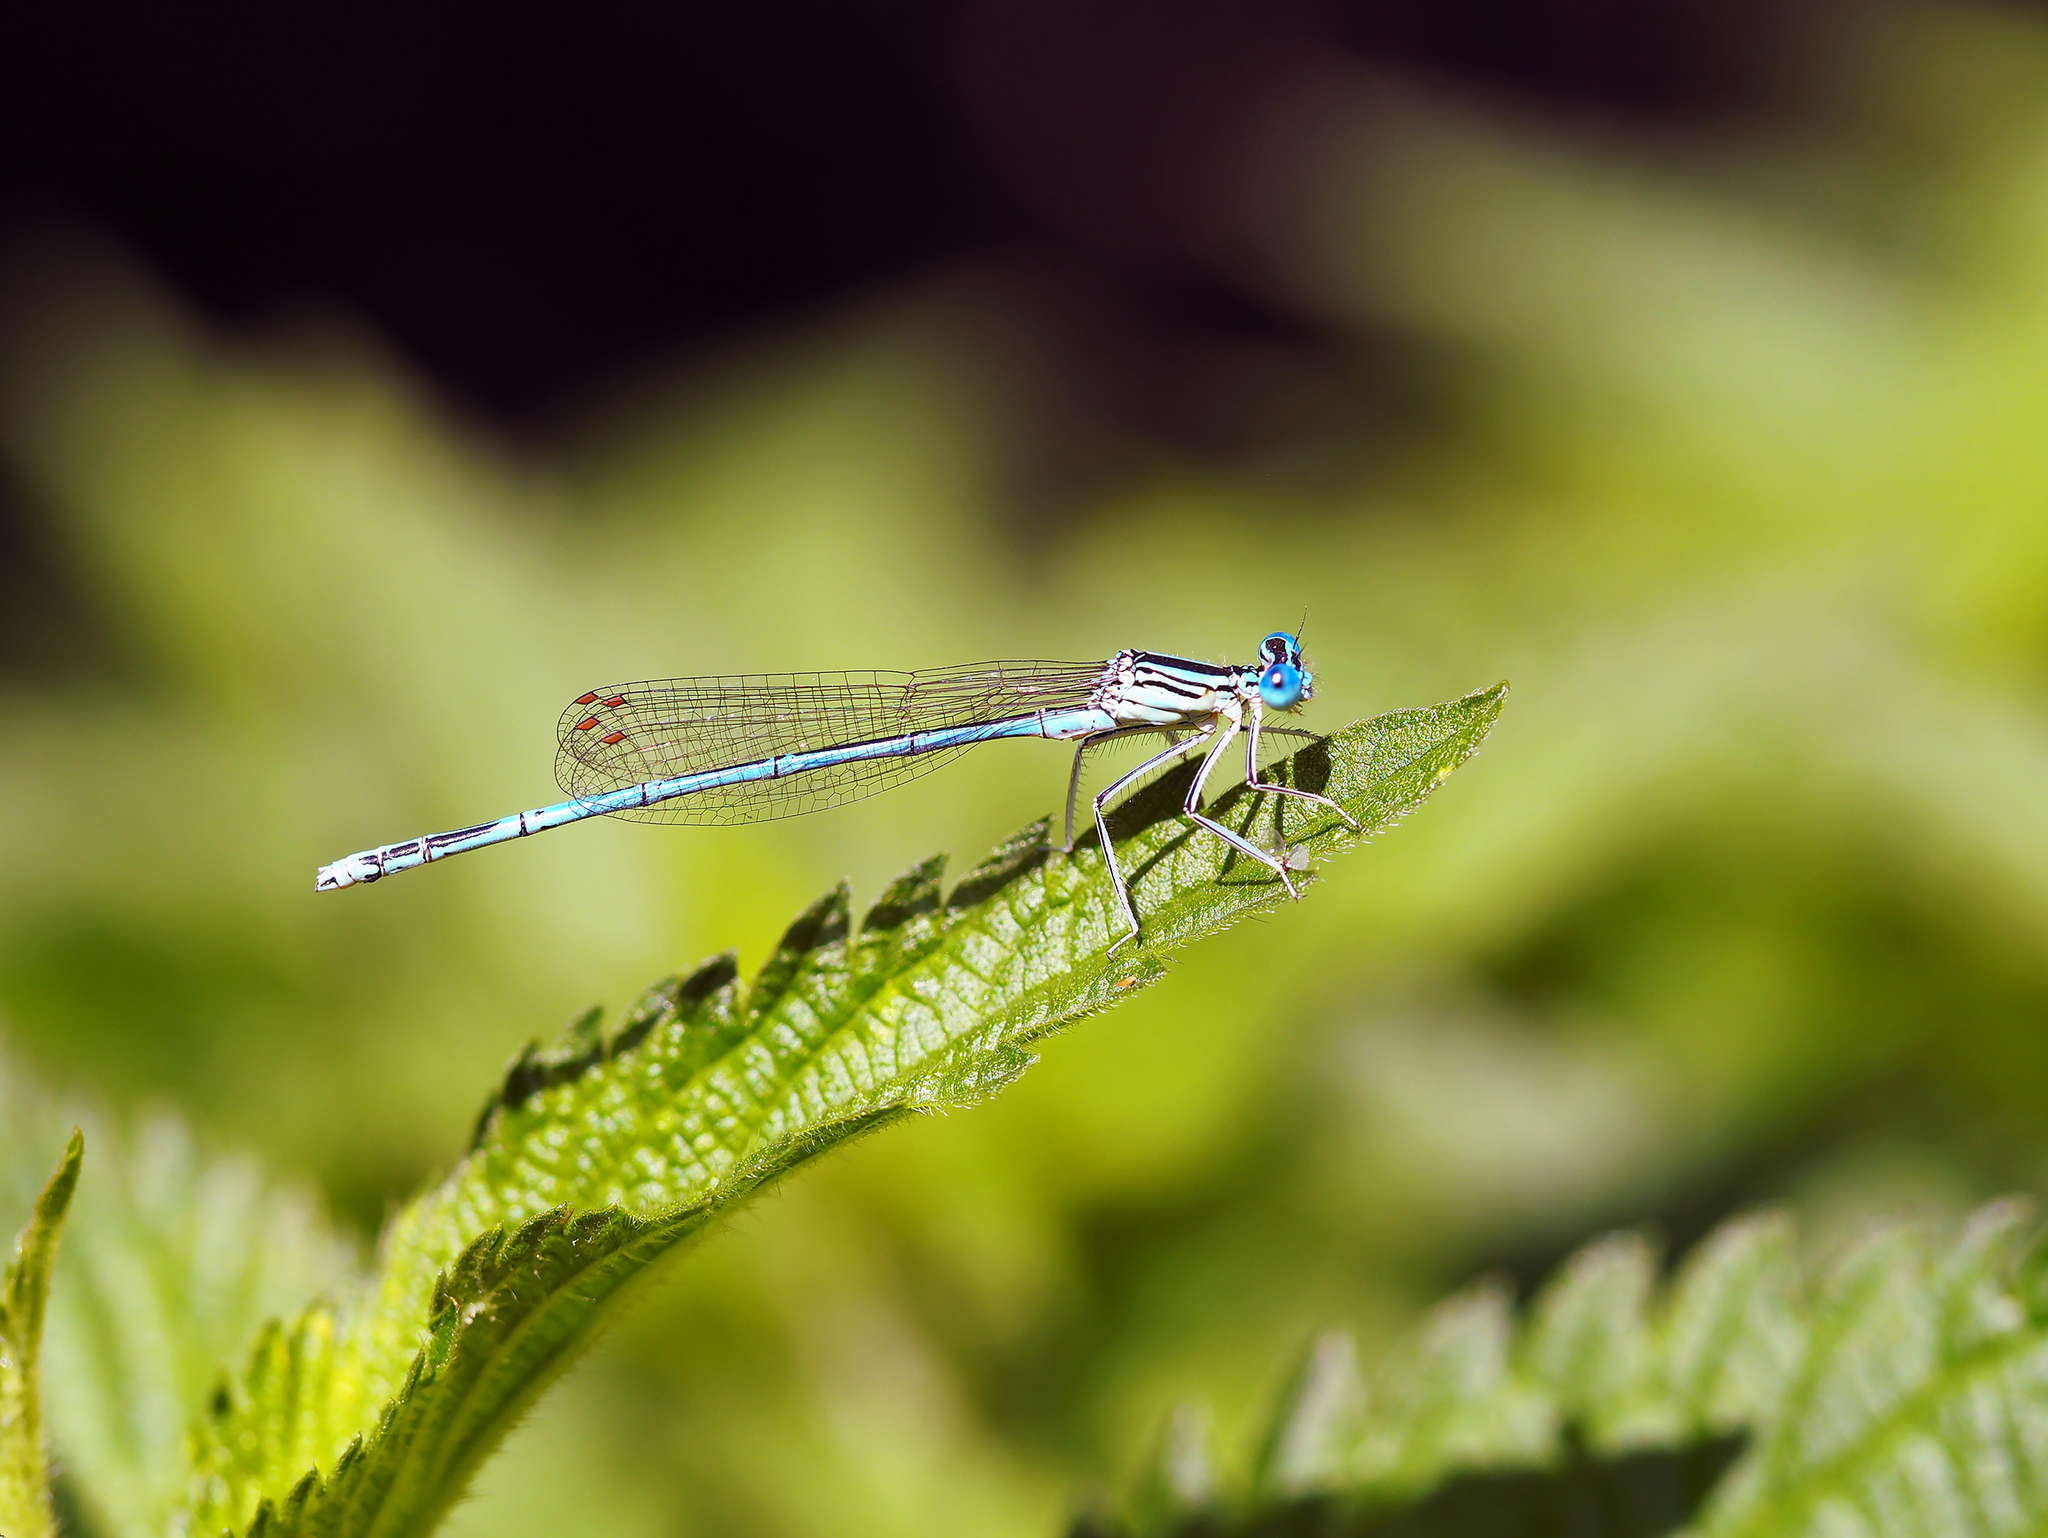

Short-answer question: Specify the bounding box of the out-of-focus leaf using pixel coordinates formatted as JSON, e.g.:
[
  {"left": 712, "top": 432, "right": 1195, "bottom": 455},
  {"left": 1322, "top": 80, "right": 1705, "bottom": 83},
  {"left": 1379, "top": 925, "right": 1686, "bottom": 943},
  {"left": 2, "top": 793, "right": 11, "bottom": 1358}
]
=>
[
  {"left": 0, "top": 1049, "right": 360, "bottom": 1538},
  {"left": 177, "top": 690, "right": 1504, "bottom": 1538},
  {"left": 1254, "top": 1332, "right": 1366, "bottom": 1502},
  {"left": 1132, "top": 1403, "right": 1220, "bottom": 1534},
  {"left": 1107, "top": 1201, "right": 2048, "bottom": 1538},
  {"left": 51, "top": 1116, "right": 360, "bottom": 1538},
  {"left": 0, "top": 1129, "right": 83, "bottom": 1538}
]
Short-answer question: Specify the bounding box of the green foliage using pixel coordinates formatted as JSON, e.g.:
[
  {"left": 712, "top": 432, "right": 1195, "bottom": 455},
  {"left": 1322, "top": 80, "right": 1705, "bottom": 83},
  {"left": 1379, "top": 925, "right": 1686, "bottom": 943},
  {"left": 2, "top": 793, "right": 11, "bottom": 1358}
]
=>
[
  {"left": 8, "top": 13, "right": 2048, "bottom": 1534},
  {"left": 176, "top": 690, "right": 1502, "bottom": 1538},
  {"left": 1106, "top": 1202, "right": 2048, "bottom": 1538},
  {"left": 0, "top": 1129, "right": 83, "bottom": 1538},
  {"left": 0, "top": 1048, "right": 361, "bottom": 1538},
  {"left": 49, "top": 1118, "right": 360, "bottom": 1538}
]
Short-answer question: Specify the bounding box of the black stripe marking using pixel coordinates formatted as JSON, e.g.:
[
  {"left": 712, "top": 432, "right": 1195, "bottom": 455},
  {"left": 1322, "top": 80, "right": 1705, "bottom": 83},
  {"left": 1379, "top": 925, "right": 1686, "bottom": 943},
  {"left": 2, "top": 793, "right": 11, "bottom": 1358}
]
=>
[
  {"left": 429, "top": 822, "right": 498, "bottom": 850},
  {"left": 1132, "top": 674, "right": 1211, "bottom": 702},
  {"left": 1132, "top": 652, "right": 1234, "bottom": 680}
]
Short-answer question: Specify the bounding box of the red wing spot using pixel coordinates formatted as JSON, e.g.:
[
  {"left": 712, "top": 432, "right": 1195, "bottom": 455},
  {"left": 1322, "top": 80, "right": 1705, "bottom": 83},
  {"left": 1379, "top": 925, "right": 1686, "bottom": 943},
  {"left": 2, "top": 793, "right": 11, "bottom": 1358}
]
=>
[
  {"left": 601, "top": 731, "right": 627, "bottom": 746},
  {"left": 576, "top": 717, "right": 600, "bottom": 732},
  {"left": 575, "top": 692, "right": 600, "bottom": 706},
  {"left": 603, "top": 695, "right": 627, "bottom": 708}
]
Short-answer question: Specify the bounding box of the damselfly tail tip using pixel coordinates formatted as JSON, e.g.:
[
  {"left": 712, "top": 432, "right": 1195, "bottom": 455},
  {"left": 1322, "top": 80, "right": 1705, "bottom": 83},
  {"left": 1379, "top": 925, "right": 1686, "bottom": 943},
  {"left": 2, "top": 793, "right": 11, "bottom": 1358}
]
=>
[{"left": 316, "top": 852, "right": 378, "bottom": 891}]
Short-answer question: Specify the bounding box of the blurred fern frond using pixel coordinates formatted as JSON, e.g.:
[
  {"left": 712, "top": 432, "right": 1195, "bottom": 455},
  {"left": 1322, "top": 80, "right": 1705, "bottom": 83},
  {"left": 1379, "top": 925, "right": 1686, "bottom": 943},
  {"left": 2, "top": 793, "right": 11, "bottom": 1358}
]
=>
[{"left": 1109, "top": 1201, "right": 2048, "bottom": 1538}]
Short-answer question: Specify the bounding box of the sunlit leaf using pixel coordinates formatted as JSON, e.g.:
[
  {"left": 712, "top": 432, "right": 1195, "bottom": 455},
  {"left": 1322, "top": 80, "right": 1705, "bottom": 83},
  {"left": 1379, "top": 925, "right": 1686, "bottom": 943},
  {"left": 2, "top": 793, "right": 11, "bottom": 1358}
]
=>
[
  {"left": 0, "top": 1129, "right": 83, "bottom": 1538},
  {"left": 178, "top": 687, "right": 1505, "bottom": 1538}
]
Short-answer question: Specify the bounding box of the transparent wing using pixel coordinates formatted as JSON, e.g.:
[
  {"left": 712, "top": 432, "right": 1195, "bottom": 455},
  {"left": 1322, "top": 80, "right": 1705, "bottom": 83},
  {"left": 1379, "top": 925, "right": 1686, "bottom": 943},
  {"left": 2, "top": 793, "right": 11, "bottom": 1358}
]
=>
[{"left": 555, "top": 659, "right": 1109, "bottom": 825}]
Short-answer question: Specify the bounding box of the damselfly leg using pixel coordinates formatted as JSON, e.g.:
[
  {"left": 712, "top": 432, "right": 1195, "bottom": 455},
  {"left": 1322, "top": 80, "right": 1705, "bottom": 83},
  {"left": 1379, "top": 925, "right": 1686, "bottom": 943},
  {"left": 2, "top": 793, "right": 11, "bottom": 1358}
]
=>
[
  {"left": 1089, "top": 729, "right": 1215, "bottom": 950},
  {"left": 1061, "top": 726, "right": 1186, "bottom": 852},
  {"left": 1076, "top": 713, "right": 1351, "bottom": 952},
  {"left": 1245, "top": 711, "right": 1362, "bottom": 833},
  {"left": 1175, "top": 711, "right": 1314, "bottom": 904}
]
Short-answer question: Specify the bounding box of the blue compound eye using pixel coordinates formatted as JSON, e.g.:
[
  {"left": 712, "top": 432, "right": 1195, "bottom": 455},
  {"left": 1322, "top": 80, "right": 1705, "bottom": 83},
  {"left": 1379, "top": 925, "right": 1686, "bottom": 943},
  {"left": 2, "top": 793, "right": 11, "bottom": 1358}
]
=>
[{"left": 1260, "top": 661, "right": 1304, "bottom": 709}]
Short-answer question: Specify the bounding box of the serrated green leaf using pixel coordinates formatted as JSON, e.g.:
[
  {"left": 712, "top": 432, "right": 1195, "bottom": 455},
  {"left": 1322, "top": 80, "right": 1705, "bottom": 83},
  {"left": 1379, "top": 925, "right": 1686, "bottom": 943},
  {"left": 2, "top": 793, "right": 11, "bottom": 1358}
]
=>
[
  {"left": 1103, "top": 1200, "right": 2048, "bottom": 1538},
  {"left": 1697, "top": 1200, "right": 2048, "bottom": 1538},
  {"left": 1353, "top": 1278, "right": 1556, "bottom": 1500},
  {"left": 0, "top": 1048, "right": 360, "bottom": 1538},
  {"left": 1658, "top": 1211, "right": 1803, "bottom": 1438},
  {"left": 63, "top": 1120, "right": 361, "bottom": 1538},
  {"left": 1521, "top": 1231, "right": 1663, "bottom": 1448},
  {"left": 180, "top": 686, "right": 1506, "bottom": 1538},
  {"left": 1255, "top": 1332, "right": 1366, "bottom": 1502},
  {"left": 1, "top": 1128, "right": 83, "bottom": 1538}
]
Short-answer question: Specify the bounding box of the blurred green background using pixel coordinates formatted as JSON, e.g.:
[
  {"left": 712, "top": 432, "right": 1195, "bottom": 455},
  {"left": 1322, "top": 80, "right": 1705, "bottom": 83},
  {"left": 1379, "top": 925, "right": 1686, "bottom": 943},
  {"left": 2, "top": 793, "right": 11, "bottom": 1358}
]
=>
[{"left": 4, "top": 3, "right": 2048, "bottom": 1535}]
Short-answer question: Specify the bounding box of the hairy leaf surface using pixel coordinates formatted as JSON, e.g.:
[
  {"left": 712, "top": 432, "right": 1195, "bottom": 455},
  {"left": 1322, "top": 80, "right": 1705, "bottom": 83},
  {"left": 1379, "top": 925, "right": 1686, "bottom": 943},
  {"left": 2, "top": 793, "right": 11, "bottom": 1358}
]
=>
[{"left": 180, "top": 685, "right": 1507, "bottom": 1538}]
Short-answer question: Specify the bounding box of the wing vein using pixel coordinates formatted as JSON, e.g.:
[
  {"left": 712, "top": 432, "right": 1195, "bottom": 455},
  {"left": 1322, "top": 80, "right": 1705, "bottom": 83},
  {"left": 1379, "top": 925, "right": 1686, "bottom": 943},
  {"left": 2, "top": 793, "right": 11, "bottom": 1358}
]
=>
[{"left": 553, "top": 660, "right": 1108, "bottom": 826}]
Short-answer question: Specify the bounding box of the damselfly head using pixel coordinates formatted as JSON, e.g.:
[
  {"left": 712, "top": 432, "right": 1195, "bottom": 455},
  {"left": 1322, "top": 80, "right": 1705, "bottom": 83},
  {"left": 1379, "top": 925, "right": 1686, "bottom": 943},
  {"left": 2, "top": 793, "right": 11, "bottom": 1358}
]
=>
[{"left": 1256, "top": 630, "right": 1312, "bottom": 710}]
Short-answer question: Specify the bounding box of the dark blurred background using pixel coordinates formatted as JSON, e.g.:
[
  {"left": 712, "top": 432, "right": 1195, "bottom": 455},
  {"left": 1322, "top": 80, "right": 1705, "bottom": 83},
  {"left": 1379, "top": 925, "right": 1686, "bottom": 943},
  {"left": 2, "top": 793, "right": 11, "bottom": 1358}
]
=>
[
  {"left": 0, "top": 0, "right": 1795, "bottom": 421},
  {"left": 4, "top": 3, "right": 2048, "bottom": 1537}
]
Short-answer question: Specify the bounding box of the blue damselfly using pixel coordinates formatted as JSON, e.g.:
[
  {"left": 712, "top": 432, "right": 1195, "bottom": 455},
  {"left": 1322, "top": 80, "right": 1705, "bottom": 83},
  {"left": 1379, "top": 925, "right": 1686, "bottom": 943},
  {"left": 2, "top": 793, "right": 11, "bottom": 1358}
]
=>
[{"left": 316, "top": 631, "right": 1356, "bottom": 949}]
